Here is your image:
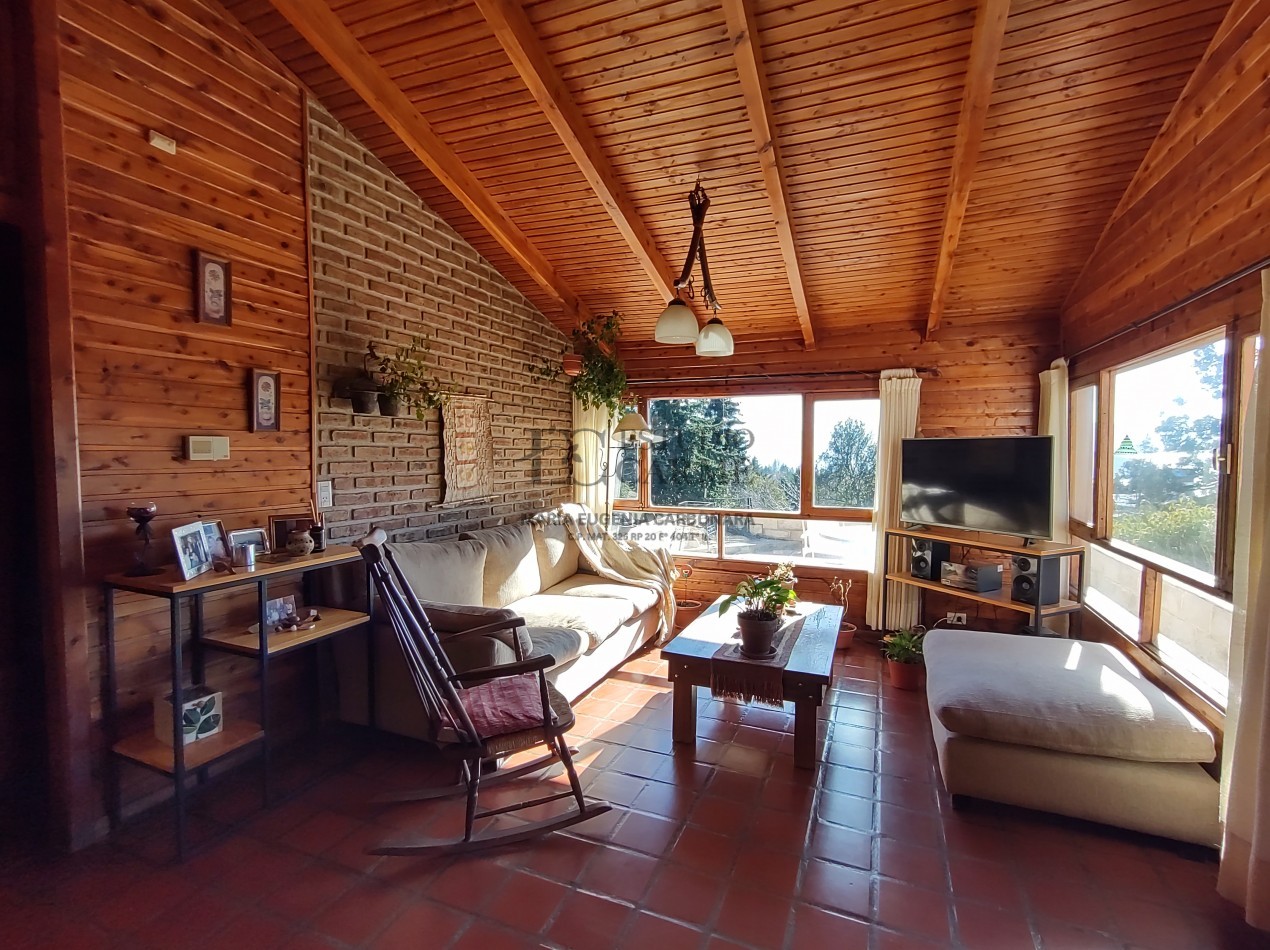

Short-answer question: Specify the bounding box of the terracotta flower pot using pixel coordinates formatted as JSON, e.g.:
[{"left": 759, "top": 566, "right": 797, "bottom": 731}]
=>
[
  {"left": 835, "top": 622, "right": 857, "bottom": 650},
  {"left": 887, "top": 658, "right": 923, "bottom": 690},
  {"left": 737, "top": 613, "right": 782, "bottom": 658},
  {"left": 562, "top": 354, "right": 583, "bottom": 377}
]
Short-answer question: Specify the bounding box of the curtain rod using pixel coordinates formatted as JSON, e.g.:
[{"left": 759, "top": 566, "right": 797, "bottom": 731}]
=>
[
  {"left": 1067, "top": 256, "right": 1269, "bottom": 361},
  {"left": 628, "top": 367, "right": 942, "bottom": 386}
]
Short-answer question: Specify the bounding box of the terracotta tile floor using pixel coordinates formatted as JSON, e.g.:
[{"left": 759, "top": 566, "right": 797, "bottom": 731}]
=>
[{"left": 1, "top": 646, "right": 1264, "bottom": 949}]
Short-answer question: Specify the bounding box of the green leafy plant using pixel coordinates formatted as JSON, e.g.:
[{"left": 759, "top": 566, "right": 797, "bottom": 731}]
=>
[
  {"left": 720, "top": 562, "right": 798, "bottom": 621},
  {"left": 881, "top": 627, "right": 926, "bottom": 665},
  {"left": 368, "top": 336, "right": 442, "bottom": 419},
  {"left": 570, "top": 310, "right": 629, "bottom": 416}
]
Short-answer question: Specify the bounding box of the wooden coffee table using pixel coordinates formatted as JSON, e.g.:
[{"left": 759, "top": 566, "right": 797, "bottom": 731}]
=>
[{"left": 661, "top": 597, "right": 842, "bottom": 769}]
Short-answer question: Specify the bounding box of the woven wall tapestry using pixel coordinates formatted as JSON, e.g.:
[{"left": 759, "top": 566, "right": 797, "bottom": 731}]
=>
[{"left": 442, "top": 396, "right": 494, "bottom": 504}]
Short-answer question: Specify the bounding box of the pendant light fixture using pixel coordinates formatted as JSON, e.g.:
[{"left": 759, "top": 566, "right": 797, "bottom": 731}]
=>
[{"left": 653, "top": 182, "right": 733, "bottom": 357}]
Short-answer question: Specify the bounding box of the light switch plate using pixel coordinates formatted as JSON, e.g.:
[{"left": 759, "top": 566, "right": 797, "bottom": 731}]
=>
[{"left": 317, "top": 480, "right": 333, "bottom": 509}]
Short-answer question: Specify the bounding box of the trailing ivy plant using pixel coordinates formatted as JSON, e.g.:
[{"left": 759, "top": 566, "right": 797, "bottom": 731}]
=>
[{"left": 570, "top": 310, "right": 628, "bottom": 417}]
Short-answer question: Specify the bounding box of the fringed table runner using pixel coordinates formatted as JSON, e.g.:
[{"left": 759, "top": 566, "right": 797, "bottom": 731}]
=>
[{"left": 710, "top": 617, "right": 804, "bottom": 707}]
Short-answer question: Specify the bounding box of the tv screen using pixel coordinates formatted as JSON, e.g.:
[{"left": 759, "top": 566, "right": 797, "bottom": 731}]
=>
[{"left": 901, "top": 436, "right": 1054, "bottom": 540}]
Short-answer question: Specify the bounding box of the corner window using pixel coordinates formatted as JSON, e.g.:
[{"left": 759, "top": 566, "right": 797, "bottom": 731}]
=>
[
  {"left": 616, "top": 392, "right": 879, "bottom": 569},
  {"left": 1073, "top": 327, "right": 1252, "bottom": 710}
]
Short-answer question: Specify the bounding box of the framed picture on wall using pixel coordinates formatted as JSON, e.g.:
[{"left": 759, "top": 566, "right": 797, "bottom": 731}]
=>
[
  {"left": 193, "top": 250, "right": 232, "bottom": 325},
  {"left": 250, "top": 369, "right": 281, "bottom": 433}
]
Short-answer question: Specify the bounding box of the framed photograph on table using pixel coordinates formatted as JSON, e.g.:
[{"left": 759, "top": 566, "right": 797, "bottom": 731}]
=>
[
  {"left": 250, "top": 369, "right": 280, "bottom": 433},
  {"left": 200, "top": 520, "right": 229, "bottom": 560},
  {"left": 226, "top": 526, "right": 270, "bottom": 555},
  {"left": 172, "top": 521, "right": 213, "bottom": 581},
  {"left": 193, "top": 250, "right": 232, "bottom": 325},
  {"left": 268, "top": 512, "right": 315, "bottom": 553}
]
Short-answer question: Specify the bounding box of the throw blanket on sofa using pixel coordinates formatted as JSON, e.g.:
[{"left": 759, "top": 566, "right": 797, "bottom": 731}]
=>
[{"left": 535, "top": 504, "right": 678, "bottom": 642}]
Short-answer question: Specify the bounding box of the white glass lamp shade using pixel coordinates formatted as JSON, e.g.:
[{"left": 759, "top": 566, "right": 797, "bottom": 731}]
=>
[
  {"left": 695, "top": 317, "right": 734, "bottom": 357},
  {"left": 654, "top": 297, "right": 699, "bottom": 344}
]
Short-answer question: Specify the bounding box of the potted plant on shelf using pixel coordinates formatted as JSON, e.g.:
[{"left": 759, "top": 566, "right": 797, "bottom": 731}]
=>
[
  {"left": 881, "top": 626, "right": 925, "bottom": 690},
  {"left": 830, "top": 576, "right": 857, "bottom": 650},
  {"left": 720, "top": 562, "right": 798, "bottom": 658},
  {"left": 369, "top": 337, "right": 442, "bottom": 419}
]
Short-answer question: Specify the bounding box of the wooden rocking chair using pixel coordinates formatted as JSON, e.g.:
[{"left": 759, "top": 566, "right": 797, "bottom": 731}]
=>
[{"left": 356, "top": 529, "right": 611, "bottom": 856}]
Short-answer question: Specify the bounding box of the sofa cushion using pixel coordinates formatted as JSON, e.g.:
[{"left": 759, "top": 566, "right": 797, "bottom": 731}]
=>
[
  {"left": 534, "top": 521, "right": 581, "bottom": 590},
  {"left": 925, "top": 629, "right": 1215, "bottom": 764},
  {"left": 388, "top": 539, "right": 486, "bottom": 605},
  {"left": 460, "top": 523, "right": 542, "bottom": 608},
  {"left": 542, "top": 575, "right": 659, "bottom": 616},
  {"left": 507, "top": 593, "right": 636, "bottom": 651},
  {"left": 423, "top": 601, "right": 532, "bottom": 661},
  {"left": 526, "top": 626, "right": 587, "bottom": 668}
]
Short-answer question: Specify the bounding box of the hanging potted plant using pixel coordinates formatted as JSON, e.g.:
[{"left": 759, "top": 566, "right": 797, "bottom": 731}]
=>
[
  {"left": 369, "top": 337, "right": 442, "bottom": 419},
  {"left": 570, "top": 310, "right": 628, "bottom": 418},
  {"left": 720, "top": 562, "right": 798, "bottom": 658},
  {"left": 830, "top": 576, "right": 857, "bottom": 650},
  {"left": 881, "top": 627, "right": 925, "bottom": 690}
]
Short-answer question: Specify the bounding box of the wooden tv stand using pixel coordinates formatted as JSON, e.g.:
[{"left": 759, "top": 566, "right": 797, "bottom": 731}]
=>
[{"left": 879, "top": 526, "right": 1086, "bottom": 634}]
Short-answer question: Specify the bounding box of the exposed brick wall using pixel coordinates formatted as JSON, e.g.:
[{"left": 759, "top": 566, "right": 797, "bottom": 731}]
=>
[{"left": 307, "top": 101, "right": 573, "bottom": 541}]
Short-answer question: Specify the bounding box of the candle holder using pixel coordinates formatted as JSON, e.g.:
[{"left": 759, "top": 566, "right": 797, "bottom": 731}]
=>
[{"left": 124, "top": 502, "right": 163, "bottom": 577}]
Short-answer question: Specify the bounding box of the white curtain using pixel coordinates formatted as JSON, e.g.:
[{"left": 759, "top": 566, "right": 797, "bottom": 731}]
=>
[
  {"left": 1039, "top": 358, "right": 1071, "bottom": 631},
  {"left": 1218, "top": 269, "right": 1269, "bottom": 931},
  {"left": 866, "top": 369, "right": 922, "bottom": 631},
  {"left": 572, "top": 396, "right": 613, "bottom": 523}
]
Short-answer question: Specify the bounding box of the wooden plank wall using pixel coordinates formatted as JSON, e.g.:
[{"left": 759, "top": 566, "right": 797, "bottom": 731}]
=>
[
  {"left": 0, "top": 0, "right": 16, "bottom": 224},
  {"left": 58, "top": 0, "right": 313, "bottom": 820},
  {"left": 1061, "top": 0, "right": 1270, "bottom": 357},
  {"left": 625, "top": 312, "right": 1059, "bottom": 633}
]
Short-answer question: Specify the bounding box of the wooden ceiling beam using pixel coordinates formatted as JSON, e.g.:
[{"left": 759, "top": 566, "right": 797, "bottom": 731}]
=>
[
  {"left": 722, "top": 0, "right": 816, "bottom": 350},
  {"left": 265, "top": 0, "right": 592, "bottom": 325},
  {"left": 474, "top": 0, "right": 676, "bottom": 307},
  {"left": 925, "top": 0, "right": 1011, "bottom": 339}
]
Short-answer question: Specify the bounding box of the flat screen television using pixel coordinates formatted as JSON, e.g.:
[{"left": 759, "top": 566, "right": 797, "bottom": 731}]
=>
[{"left": 900, "top": 436, "right": 1054, "bottom": 540}]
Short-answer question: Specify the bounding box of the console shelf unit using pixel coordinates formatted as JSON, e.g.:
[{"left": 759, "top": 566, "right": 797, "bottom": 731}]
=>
[
  {"left": 102, "top": 545, "right": 370, "bottom": 859},
  {"left": 880, "top": 527, "right": 1086, "bottom": 634}
]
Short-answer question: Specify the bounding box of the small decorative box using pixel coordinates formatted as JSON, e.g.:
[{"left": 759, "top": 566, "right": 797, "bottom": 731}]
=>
[{"left": 154, "top": 686, "right": 223, "bottom": 746}]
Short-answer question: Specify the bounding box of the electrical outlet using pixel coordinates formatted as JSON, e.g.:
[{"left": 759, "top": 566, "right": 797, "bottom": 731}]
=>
[
  {"left": 946, "top": 612, "right": 967, "bottom": 625},
  {"left": 316, "top": 480, "right": 333, "bottom": 509}
]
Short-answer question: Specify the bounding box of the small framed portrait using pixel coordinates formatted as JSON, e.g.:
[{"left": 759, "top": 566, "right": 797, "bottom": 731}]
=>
[
  {"left": 265, "top": 595, "right": 298, "bottom": 626},
  {"left": 200, "top": 520, "right": 229, "bottom": 560},
  {"left": 250, "top": 369, "right": 281, "bottom": 433},
  {"left": 268, "top": 512, "right": 315, "bottom": 553},
  {"left": 226, "top": 526, "right": 270, "bottom": 555},
  {"left": 193, "top": 250, "right": 232, "bottom": 325},
  {"left": 172, "top": 521, "right": 213, "bottom": 581}
]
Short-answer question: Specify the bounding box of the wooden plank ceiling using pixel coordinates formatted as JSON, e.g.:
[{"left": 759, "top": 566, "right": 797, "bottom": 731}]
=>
[{"left": 224, "top": 0, "right": 1229, "bottom": 356}]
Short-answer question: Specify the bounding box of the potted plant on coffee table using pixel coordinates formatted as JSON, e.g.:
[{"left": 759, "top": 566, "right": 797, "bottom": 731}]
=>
[
  {"left": 881, "top": 627, "right": 925, "bottom": 690},
  {"left": 830, "top": 576, "right": 857, "bottom": 650},
  {"left": 720, "top": 564, "right": 798, "bottom": 658}
]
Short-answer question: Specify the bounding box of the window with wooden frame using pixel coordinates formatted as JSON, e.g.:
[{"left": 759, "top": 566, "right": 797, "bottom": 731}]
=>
[
  {"left": 1071, "top": 328, "right": 1257, "bottom": 709},
  {"left": 611, "top": 392, "right": 879, "bottom": 569}
]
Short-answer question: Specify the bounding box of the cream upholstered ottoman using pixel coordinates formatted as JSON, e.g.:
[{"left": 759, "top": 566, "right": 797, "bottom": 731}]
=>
[{"left": 924, "top": 629, "right": 1220, "bottom": 846}]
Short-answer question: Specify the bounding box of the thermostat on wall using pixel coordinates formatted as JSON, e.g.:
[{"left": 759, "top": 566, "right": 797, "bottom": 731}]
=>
[{"left": 185, "top": 435, "right": 230, "bottom": 461}]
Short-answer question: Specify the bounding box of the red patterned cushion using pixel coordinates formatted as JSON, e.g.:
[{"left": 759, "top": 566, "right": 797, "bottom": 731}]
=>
[{"left": 462, "top": 673, "right": 545, "bottom": 739}]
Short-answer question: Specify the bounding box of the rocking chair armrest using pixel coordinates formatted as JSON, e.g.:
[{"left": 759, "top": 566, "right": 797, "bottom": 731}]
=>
[
  {"left": 451, "top": 653, "right": 552, "bottom": 686},
  {"left": 439, "top": 616, "right": 528, "bottom": 641}
]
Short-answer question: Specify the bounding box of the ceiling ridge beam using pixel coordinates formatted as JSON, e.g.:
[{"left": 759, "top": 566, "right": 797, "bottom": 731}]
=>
[
  {"left": 722, "top": 0, "right": 817, "bottom": 350},
  {"left": 475, "top": 0, "right": 676, "bottom": 309},
  {"left": 925, "top": 0, "right": 1011, "bottom": 339},
  {"left": 266, "top": 0, "right": 592, "bottom": 325}
]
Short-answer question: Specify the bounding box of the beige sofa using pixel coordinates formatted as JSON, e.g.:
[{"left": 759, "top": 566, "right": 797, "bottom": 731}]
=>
[
  {"left": 924, "top": 628, "right": 1220, "bottom": 846},
  {"left": 334, "top": 517, "right": 662, "bottom": 740}
]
